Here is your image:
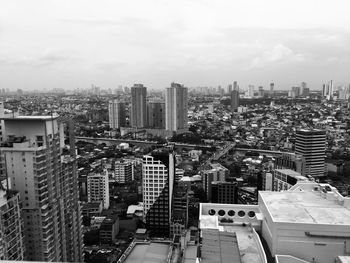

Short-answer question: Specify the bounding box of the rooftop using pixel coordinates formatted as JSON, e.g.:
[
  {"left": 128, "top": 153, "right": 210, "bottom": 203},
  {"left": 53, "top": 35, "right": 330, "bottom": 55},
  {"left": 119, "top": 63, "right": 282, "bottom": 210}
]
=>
[
  {"left": 259, "top": 190, "right": 350, "bottom": 225},
  {"left": 123, "top": 242, "right": 170, "bottom": 263},
  {"left": 275, "top": 169, "right": 308, "bottom": 181},
  {"left": 1, "top": 115, "right": 59, "bottom": 121}
]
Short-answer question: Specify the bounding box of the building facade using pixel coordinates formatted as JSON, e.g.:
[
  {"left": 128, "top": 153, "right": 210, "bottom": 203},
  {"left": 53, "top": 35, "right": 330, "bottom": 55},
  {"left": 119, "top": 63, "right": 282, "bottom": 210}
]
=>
[
  {"left": 211, "top": 181, "right": 237, "bottom": 204},
  {"left": 0, "top": 116, "right": 83, "bottom": 262},
  {"left": 231, "top": 90, "right": 239, "bottom": 112},
  {"left": 131, "top": 84, "right": 147, "bottom": 128},
  {"left": 87, "top": 170, "right": 110, "bottom": 210},
  {"left": 108, "top": 100, "right": 126, "bottom": 129},
  {"left": 0, "top": 189, "right": 24, "bottom": 261},
  {"left": 295, "top": 129, "right": 326, "bottom": 178},
  {"left": 273, "top": 169, "right": 308, "bottom": 191},
  {"left": 114, "top": 160, "right": 133, "bottom": 184},
  {"left": 142, "top": 150, "right": 175, "bottom": 237},
  {"left": 147, "top": 102, "right": 165, "bottom": 129},
  {"left": 165, "top": 82, "right": 188, "bottom": 132}
]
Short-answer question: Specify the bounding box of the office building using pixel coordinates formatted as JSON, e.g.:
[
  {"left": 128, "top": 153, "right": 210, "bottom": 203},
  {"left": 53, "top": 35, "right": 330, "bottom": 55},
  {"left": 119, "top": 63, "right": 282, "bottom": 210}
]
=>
[
  {"left": 147, "top": 102, "right": 165, "bottom": 129},
  {"left": 233, "top": 81, "right": 239, "bottom": 91},
  {"left": 0, "top": 115, "right": 83, "bottom": 262},
  {"left": 295, "top": 129, "right": 326, "bottom": 177},
  {"left": 131, "top": 84, "right": 147, "bottom": 128},
  {"left": 211, "top": 181, "right": 237, "bottom": 204},
  {"left": 323, "top": 80, "right": 334, "bottom": 100},
  {"left": 165, "top": 82, "right": 188, "bottom": 132},
  {"left": 87, "top": 170, "right": 110, "bottom": 209},
  {"left": 114, "top": 160, "right": 133, "bottom": 184},
  {"left": 273, "top": 169, "right": 308, "bottom": 191},
  {"left": 231, "top": 90, "right": 239, "bottom": 112},
  {"left": 142, "top": 149, "right": 175, "bottom": 237},
  {"left": 0, "top": 188, "right": 24, "bottom": 261},
  {"left": 270, "top": 82, "right": 274, "bottom": 91},
  {"left": 248, "top": 85, "right": 254, "bottom": 97},
  {"left": 108, "top": 100, "right": 126, "bottom": 129},
  {"left": 99, "top": 217, "right": 119, "bottom": 244}
]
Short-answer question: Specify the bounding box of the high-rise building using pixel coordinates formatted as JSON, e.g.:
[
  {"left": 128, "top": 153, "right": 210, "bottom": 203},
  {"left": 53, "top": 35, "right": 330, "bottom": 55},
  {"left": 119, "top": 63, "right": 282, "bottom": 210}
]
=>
[
  {"left": 166, "top": 82, "right": 188, "bottom": 132},
  {"left": 231, "top": 90, "right": 239, "bottom": 112},
  {"left": 87, "top": 170, "right": 110, "bottom": 210},
  {"left": 114, "top": 160, "right": 133, "bottom": 184},
  {"left": 131, "top": 84, "right": 147, "bottom": 128},
  {"left": 147, "top": 102, "right": 165, "bottom": 129},
  {"left": 0, "top": 115, "right": 83, "bottom": 262},
  {"left": 0, "top": 188, "right": 24, "bottom": 260},
  {"left": 108, "top": 100, "right": 126, "bottom": 129},
  {"left": 295, "top": 129, "right": 326, "bottom": 178},
  {"left": 142, "top": 149, "right": 175, "bottom": 237},
  {"left": 211, "top": 181, "right": 237, "bottom": 204},
  {"left": 233, "top": 81, "right": 239, "bottom": 91},
  {"left": 270, "top": 82, "right": 274, "bottom": 91},
  {"left": 0, "top": 101, "right": 4, "bottom": 143},
  {"left": 247, "top": 85, "right": 254, "bottom": 97},
  {"left": 323, "top": 80, "right": 334, "bottom": 100}
]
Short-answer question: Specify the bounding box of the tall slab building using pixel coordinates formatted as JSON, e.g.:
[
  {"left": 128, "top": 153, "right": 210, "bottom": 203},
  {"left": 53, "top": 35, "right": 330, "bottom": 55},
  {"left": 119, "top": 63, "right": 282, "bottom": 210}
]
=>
[
  {"left": 0, "top": 115, "right": 83, "bottom": 262},
  {"left": 147, "top": 102, "right": 165, "bottom": 129},
  {"left": 142, "top": 149, "right": 175, "bottom": 237},
  {"left": 295, "top": 129, "right": 326, "bottom": 178},
  {"left": 231, "top": 90, "right": 239, "bottom": 112},
  {"left": 108, "top": 100, "right": 126, "bottom": 129},
  {"left": 131, "top": 84, "right": 147, "bottom": 128},
  {"left": 166, "top": 82, "right": 188, "bottom": 132}
]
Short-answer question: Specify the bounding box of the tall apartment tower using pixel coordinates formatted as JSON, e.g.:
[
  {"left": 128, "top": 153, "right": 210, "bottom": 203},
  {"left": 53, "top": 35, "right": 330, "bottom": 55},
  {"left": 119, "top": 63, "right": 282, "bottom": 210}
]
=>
[
  {"left": 142, "top": 149, "right": 175, "bottom": 237},
  {"left": 231, "top": 90, "right": 239, "bottom": 112},
  {"left": 270, "top": 82, "right": 274, "bottom": 91},
  {"left": 114, "top": 160, "right": 133, "bottom": 184},
  {"left": 131, "top": 84, "right": 147, "bottom": 128},
  {"left": 147, "top": 102, "right": 165, "bottom": 129},
  {"left": 108, "top": 100, "right": 126, "bottom": 129},
  {"left": 295, "top": 129, "right": 326, "bottom": 178},
  {"left": 0, "top": 115, "right": 83, "bottom": 262},
  {"left": 0, "top": 188, "right": 24, "bottom": 260},
  {"left": 87, "top": 170, "right": 110, "bottom": 210},
  {"left": 0, "top": 101, "right": 4, "bottom": 142},
  {"left": 166, "top": 82, "right": 188, "bottom": 132}
]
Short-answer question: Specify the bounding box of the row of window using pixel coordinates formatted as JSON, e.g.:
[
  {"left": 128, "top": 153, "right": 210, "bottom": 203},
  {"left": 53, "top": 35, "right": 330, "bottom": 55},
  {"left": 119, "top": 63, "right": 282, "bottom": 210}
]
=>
[{"left": 207, "top": 209, "right": 256, "bottom": 218}]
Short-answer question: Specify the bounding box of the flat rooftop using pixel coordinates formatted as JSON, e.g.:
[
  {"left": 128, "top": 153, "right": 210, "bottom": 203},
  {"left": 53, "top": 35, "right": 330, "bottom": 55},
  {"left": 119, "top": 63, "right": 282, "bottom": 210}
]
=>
[
  {"left": 1, "top": 115, "right": 58, "bottom": 120},
  {"left": 260, "top": 190, "right": 350, "bottom": 225},
  {"left": 124, "top": 242, "right": 170, "bottom": 263}
]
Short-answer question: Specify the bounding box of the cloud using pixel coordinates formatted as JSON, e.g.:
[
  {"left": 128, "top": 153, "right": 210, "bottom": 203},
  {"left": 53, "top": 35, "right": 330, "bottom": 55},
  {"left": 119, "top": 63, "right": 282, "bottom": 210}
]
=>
[{"left": 250, "top": 44, "right": 306, "bottom": 69}]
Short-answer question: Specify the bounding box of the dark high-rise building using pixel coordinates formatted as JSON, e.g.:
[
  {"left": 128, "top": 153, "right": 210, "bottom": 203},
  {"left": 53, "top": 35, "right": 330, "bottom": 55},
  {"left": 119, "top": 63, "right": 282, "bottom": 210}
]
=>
[
  {"left": 143, "top": 149, "right": 175, "bottom": 237},
  {"left": 147, "top": 102, "right": 165, "bottom": 129},
  {"left": 131, "top": 84, "right": 147, "bottom": 128},
  {"left": 231, "top": 90, "right": 239, "bottom": 112},
  {"left": 211, "top": 182, "right": 237, "bottom": 204},
  {"left": 270, "top": 82, "right": 275, "bottom": 91},
  {"left": 295, "top": 129, "right": 326, "bottom": 178}
]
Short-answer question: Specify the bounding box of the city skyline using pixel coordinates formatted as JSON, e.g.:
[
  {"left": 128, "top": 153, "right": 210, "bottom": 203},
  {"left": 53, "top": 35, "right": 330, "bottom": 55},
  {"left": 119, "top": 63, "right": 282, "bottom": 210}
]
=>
[{"left": 1, "top": 0, "right": 350, "bottom": 91}]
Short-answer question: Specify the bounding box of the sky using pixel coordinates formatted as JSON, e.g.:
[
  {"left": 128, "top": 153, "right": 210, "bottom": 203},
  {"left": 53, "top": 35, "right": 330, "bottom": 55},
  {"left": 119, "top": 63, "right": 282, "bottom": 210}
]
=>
[{"left": 1, "top": 0, "right": 350, "bottom": 91}]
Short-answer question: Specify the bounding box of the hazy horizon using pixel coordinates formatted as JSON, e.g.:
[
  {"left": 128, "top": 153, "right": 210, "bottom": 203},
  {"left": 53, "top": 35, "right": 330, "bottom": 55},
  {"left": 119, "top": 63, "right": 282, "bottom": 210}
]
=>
[{"left": 1, "top": 0, "right": 350, "bottom": 91}]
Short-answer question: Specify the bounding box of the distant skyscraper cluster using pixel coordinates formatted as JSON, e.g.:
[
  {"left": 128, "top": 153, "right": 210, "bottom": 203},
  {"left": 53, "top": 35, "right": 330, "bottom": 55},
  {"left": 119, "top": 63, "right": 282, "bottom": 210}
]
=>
[
  {"left": 323, "top": 80, "right": 334, "bottom": 100},
  {"left": 108, "top": 82, "right": 188, "bottom": 133}
]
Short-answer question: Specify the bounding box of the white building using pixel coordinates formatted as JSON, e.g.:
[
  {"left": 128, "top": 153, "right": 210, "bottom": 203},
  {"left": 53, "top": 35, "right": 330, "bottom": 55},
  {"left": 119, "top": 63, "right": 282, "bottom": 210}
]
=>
[
  {"left": 87, "top": 170, "right": 110, "bottom": 209},
  {"left": 200, "top": 181, "right": 350, "bottom": 263},
  {"left": 108, "top": 100, "right": 126, "bottom": 129}
]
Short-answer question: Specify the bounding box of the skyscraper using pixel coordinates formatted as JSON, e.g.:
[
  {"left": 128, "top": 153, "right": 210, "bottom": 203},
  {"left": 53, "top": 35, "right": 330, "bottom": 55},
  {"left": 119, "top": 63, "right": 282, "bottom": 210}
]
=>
[
  {"left": 295, "top": 129, "right": 326, "bottom": 178},
  {"left": 0, "top": 101, "right": 4, "bottom": 143},
  {"left": 147, "top": 102, "right": 165, "bottom": 129},
  {"left": 231, "top": 90, "right": 239, "bottom": 112},
  {"left": 142, "top": 149, "right": 175, "bottom": 237},
  {"left": 131, "top": 84, "right": 147, "bottom": 128},
  {"left": 166, "top": 82, "right": 188, "bottom": 132},
  {"left": 108, "top": 100, "right": 126, "bottom": 129},
  {"left": 0, "top": 115, "right": 83, "bottom": 262},
  {"left": 270, "top": 82, "right": 274, "bottom": 91}
]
